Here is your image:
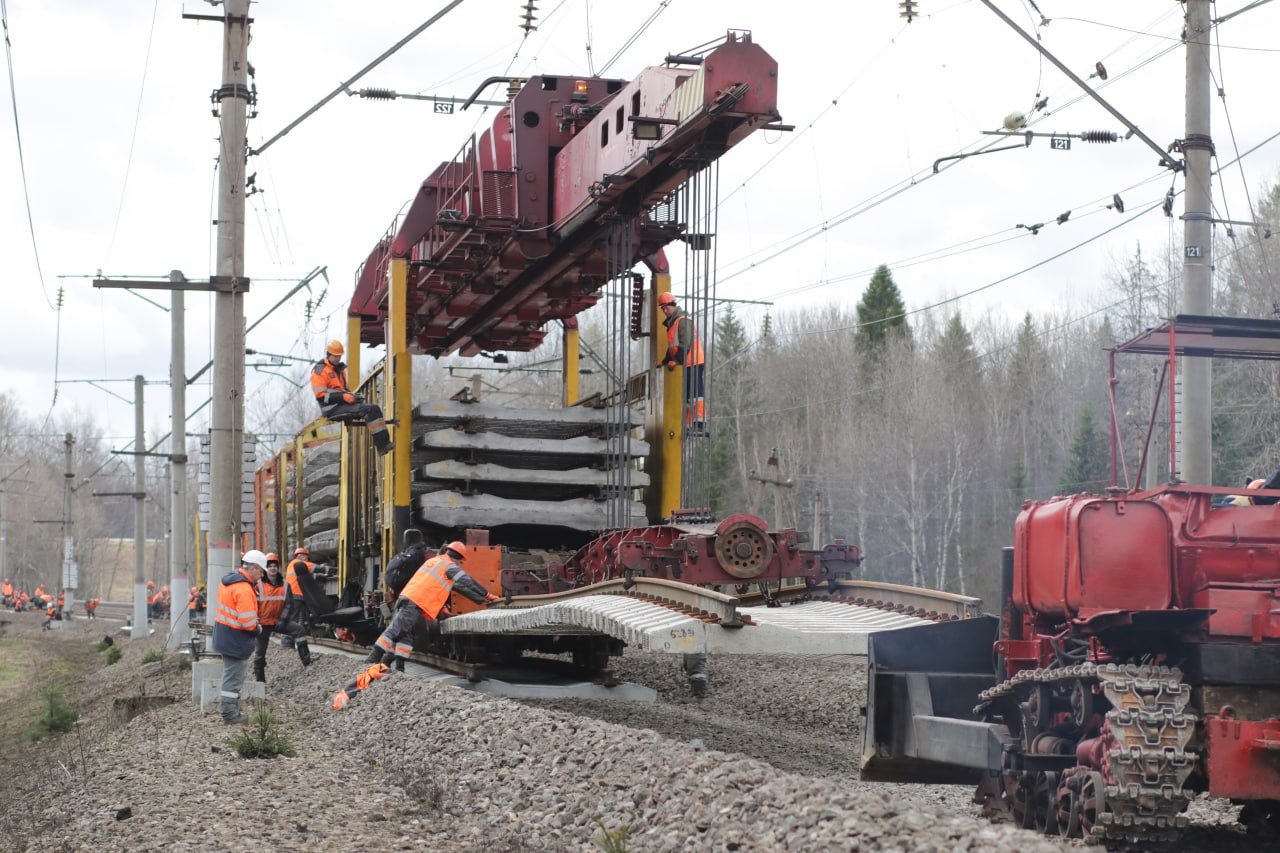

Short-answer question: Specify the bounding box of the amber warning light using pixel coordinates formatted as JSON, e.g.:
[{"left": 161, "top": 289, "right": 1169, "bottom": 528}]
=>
[{"left": 571, "top": 80, "right": 589, "bottom": 102}]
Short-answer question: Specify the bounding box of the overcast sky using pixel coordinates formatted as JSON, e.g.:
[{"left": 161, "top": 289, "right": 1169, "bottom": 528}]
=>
[{"left": 3, "top": 0, "right": 1279, "bottom": 451}]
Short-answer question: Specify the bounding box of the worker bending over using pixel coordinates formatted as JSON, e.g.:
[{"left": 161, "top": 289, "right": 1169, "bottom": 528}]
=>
[
  {"left": 276, "top": 547, "right": 325, "bottom": 668},
  {"left": 365, "top": 541, "right": 499, "bottom": 670},
  {"left": 311, "top": 340, "right": 392, "bottom": 455}
]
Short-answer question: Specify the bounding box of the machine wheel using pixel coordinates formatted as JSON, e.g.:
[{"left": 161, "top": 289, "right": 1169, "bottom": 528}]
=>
[
  {"left": 1079, "top": 771, "right": 1110, "bottom": 844},
  {"left": 1070, "top": 679, "right": 1094, "bottom": 728},
  {"left": 1033, "top": 771, "right": 1060, "bottom": 835},
  {"left": 714, "top": 519, "right": 774, "bottom": 579},
  {"left": 1056, "top": 772, "right": 1081, "bottom": 838},
  {"left": 1004, "top": 773, "right": 1034, "bottom": 829}
]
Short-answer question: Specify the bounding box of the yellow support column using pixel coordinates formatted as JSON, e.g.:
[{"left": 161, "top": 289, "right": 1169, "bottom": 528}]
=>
[
  {"left": 562, "top": 318, "right": 580, "bottom": 407},
  {"left": 382, "top": 258, "right": 414, "bottom": 575},
  {"left": 337, "top": 315, "right": 362, "bottom": 587},
  {"left": 346, "top": 315, "right": 362, "bottom": 388},
  {"left": 655, "top": 272, "right": 683, "bottom": 519}
]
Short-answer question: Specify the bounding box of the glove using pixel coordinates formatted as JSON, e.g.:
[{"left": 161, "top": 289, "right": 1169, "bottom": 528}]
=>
[
  {"left": 342, "top": 392, "right": 356, "bottom": 404},
  {"left": 484, "top": 593, "right": 501, "bottom": 606}
]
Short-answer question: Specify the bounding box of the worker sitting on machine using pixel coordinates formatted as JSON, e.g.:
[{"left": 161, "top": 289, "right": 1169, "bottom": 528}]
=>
[
  {"left": 363, "top": 541, "right": 500, "bottom": 671},
  {"left": 310, "top": 339, "right": 393, "bottom": 455}
]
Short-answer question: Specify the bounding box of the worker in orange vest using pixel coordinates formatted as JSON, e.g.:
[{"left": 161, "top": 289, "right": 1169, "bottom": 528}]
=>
[
  {"left": 84, "top": 597, "right": 100, "bottom": 619},
  {"left": 278, "top": 547, "right": 326, "bottom": 667},
  {"left": 657, "top": 292, "right": 707, "bottom": 436},
  {"left": 1, "top": 578, "right": 13, "bottom": 606},
  {"left": 310, "top": 340, "right": 393, "bottom": 454},
  {"left": 213, "top": 550, "right": 267, "bottom": 724},
  {"left": 188, "top": 585, "right": 206, "bottom": 622},
  {"left": 41, "top": 601, "right": 57, "bottom": 630},
  {"left": 252, "top": 554, "right": 287, "bottom": 683},
  {"left": 366, "top": 541, "right": 499, "bottom": 670}
]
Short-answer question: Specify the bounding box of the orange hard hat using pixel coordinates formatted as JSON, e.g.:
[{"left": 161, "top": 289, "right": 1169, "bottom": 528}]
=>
[
  {"left": 444, "top": 541, "right": 468, "bottom": 560},
  {"left": 293, "top": 547, "right": 310, "bottom": 559},
  {"left": 657, "top": 292, "right": 677, "bottom": 306},
  {"left": 266, "top": 552, "right": 280, "bottom": 565},
  {"left": 147, "top": 581, "right": 155, "bottom": 588},
  {"left": 326, "top": 339, "right": 344, "bottom": 357}
]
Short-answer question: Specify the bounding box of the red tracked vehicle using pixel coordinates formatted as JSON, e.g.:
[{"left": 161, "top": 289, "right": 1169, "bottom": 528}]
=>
[{"left": 863, "top": 315, "right": 1280, "bottom": 844}]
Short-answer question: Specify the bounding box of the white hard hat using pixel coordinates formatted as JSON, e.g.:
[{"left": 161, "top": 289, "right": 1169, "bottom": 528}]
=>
[{"left": 241, "top": 549, "right": 269, "bottom": 570}]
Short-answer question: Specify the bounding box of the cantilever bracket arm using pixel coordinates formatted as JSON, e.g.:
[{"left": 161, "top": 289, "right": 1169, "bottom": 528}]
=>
[
  {"left": 977, "top": 0, "right": 1182, "bottom": 172},
  {"left": 934, "top": 136, "right": 1031, "bottom": 174}
]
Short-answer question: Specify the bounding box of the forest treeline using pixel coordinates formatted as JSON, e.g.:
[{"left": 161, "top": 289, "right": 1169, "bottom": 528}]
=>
[{"left": 694, "top": 181, "right": 1280, "bottom": 605}]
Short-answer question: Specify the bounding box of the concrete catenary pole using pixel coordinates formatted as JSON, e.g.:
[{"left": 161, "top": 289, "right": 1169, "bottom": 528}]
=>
[
  {"left": 61, "top": 433, "right": 76, "bottom": 619},
  {"left": 133, "top": 375, "right": 148, "bottom": 639},
  {"left": 1180, "top": 0, "right": 1213, "bottom": 485},
  {"left": 169, "top": 275, "right": 189, "bottom": 648},
  {"left": 208, "top": 0, "right": 251, "bottom": 606}
]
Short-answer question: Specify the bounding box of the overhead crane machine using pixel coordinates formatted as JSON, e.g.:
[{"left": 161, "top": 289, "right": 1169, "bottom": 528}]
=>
[{"left": 258, "top": 32, "right": 980, "bottom": 682}]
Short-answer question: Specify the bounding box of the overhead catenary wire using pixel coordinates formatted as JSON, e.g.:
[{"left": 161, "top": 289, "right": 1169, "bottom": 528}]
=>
[
  {"left": 104, "top": 0, "right": 161, "bottom": 268},
  {"left": 1, "top": 0, "right": 55, "bottom": 312}
]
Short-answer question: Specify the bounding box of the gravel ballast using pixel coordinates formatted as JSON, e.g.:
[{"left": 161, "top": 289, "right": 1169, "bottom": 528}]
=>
[{"left": 0, "top": 614, "right": 1270, "bottom": 851}]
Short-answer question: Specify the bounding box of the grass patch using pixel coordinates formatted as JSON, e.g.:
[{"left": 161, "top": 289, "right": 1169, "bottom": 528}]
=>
[
  {"left": 93, "top": 640, "right": 112, "bottom": 653},
  {"left": 404, "top": 767, "right": 447, "bottom": 811},
  {"left": 229, "top": 708, "right": 296, "bottom": 759},
  {"left": 27, "top": 687, "right": 78, "bottom": 741},
  {"left": 594, "top": 821, "right": 631, "bottom": 853},
  {"left": 140, "top": 650, "right": 164, "bottom": 664},
  {"left": 177, "top": 656, "right": 191, "bottom": 671},
  {"left": 104, "top": 646, "right": 122, "bottom": 665},
  {"left": 0, "top": 639, "right": 26, "bottom": 691}
]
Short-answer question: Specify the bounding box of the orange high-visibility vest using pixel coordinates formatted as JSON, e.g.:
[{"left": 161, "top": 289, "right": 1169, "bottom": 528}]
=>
[
  {"left": 285, "top": 559, "right": 313, "bottom": 597},
  {"left": 310, "top": 359, "right": 348, "bottom": 406},
  {"left": 214, "top": 570, "right": 260, "bottom": 632},
  {"left": 400, "top": 555, "right": 460, "bottom": 619},
  {"left": 665, "top": 312, "right": 705, "bottom": 366},
  {"left": 1, "top": 582, "right": 12, "bottom": 597},
  {"left": 259, "top": 576, "right": 286, "bottom": 626}
]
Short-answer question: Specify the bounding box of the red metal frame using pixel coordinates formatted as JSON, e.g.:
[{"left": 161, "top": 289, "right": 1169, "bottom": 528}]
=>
[
  {"left": 347, "top": 32, "right": 780, "bottom": 357},
  {"left": 502, "top": 514, "right": 859, "bottom": 594}
]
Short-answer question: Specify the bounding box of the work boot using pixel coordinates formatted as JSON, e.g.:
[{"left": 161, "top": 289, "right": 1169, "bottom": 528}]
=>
[
  {"left": 364, "top": 647, "right": 384, "bottom": 664},
  {"left": 252, "top": 663, "right": 266, "bottom": 683},
  {"left": 222, "top": 712, "right": 248, "bottom": 725},
  {"left": 392, "top": 657, "right": 405, "bottom": 673},
  {"left": 297, "top": 641, "right": 312, "bottom": 667}
]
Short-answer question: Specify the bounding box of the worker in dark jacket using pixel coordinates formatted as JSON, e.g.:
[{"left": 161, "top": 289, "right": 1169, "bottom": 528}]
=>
[
  {"left": 213, "top": 550, "right": 266, "bottom": 724},
  {"left": 382, "top": 528, "right": 430, "bottom": 603},
  {"left": 657, "top": 292, "right": 707, "bottom": 435},
  {"left": 277, "top": 547, "right": 327, "bottom": 667},
  {"left": 252, "top": 553, "right": 287, "bottom": 683},
  {"left": 311, "top": 339, "right": 392, "bottom": 454},
  {"left": 365, "top": 541, "right": 499, "bottom": 670}
]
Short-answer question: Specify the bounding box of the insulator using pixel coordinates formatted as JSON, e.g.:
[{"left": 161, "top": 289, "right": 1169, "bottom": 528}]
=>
[
  {"left": 1081, "top": 130, "right": 1117, "bottom": 144},
  {"left": 361, "top": 88, "right": 396, "bottom": 100}
]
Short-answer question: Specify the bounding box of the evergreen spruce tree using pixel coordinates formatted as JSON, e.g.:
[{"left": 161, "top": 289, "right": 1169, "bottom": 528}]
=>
[
  {"left": 1057, "top": 404, "right": 1109, "bottom": 494},
  {"left": 709, "top": 305, "right": 748, "bottom": 512},
  {"left": 856, "top": 265, "right": 911, "bottom": 366}
]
